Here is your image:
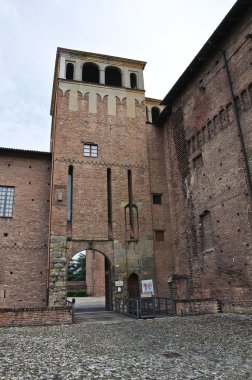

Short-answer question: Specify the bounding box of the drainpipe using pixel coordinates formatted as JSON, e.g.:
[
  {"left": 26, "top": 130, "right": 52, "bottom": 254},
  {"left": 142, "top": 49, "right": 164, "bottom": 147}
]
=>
[{"left": 208, "top": 39, "right": 252, "bottom": 200}]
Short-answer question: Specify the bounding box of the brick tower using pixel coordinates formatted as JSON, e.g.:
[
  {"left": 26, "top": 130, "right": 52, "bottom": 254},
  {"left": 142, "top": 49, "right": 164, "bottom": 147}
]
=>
[{"left": 49, "top": 48, "right": 157, "bottom": 308}]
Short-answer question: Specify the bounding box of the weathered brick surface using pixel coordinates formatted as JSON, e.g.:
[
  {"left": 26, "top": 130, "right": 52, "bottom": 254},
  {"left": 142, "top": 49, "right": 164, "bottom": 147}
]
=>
[
  {"left": 49, "top": 54, "right": 155, "bottom": 305},
  {"left": 146, "top": 122, "right": 175, "bottom": 298},
  {"left": 0, "top": 151, "right": 51, "bottom": 308},
  {"left": 0, "top": 306, "right": 72, "bottom": 327},
  {"left": 175, "top": 299, "right": 219, "bottom": 316},
  {"left": 161, "top": 6, "right": 252, "bottom": 310}
]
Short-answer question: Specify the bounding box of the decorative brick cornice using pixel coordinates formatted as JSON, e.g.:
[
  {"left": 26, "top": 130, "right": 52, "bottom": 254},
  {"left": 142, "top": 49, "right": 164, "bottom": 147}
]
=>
[
  {"left": 1, "top": 244, "right": 47, "bottom": 250},
  {"left": 54, "top": 157, "right": 148, "bottom": 169}
]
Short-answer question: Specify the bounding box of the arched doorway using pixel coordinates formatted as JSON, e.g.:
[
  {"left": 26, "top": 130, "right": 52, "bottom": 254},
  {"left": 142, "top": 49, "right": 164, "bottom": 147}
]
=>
[
  {"left": 85, "top": 249, "right": 113, "bottom": 311},
  {"left": 67, "top": 249, "right": 113, "bottom": 311},
  {"left": 128, "top": 273, "right": 140, "bottom": 298}
]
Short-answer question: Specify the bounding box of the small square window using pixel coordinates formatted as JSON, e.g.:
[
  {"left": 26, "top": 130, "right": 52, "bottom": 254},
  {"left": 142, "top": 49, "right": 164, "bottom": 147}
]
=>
[
  {"left": 155, "top": 230, "right": 164, "bottom": 242},
  {"left": 153, "top": 193, "right": 162, "bottom": 205},
  {"left": 0, "top": 187, "right": 15, "bottom": 217},
  {"left": 84, "top": 144, "right": 98, "bottom": 157}
]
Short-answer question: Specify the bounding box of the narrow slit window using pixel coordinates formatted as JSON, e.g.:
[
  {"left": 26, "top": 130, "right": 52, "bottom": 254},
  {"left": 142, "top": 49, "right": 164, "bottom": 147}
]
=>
[
  {"left": 107, "top": 168, "right": 112, "bottom": 228},
  {"left": 0, "top": 187, "right": 15, "bottom": 217},
  {"left": 200, "top": 210, "right": 214, "bottom": 252},
  {"left": 128, "top": 170, "right": 134, "bottom": 236},
  {"left": 67, "top": 166, "right": 73, "bottom": 222}
]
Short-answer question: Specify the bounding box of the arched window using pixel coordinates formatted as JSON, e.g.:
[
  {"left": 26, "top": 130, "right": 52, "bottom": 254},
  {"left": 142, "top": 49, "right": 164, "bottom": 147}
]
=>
[
  {"left": 130, "top": 73, "right": 137, "bottom": 89},
  {"left": 82, "top": 63, "right": 99, "bottom": 84},
  {"left": 66, "top": 63, "right": 74, "bottom": 80},
  {"left": 151, "top": 107, "right": 160, "bottom": 123},
  {"left": 105, "top": 66, "right": 122, "bottom": 87}
]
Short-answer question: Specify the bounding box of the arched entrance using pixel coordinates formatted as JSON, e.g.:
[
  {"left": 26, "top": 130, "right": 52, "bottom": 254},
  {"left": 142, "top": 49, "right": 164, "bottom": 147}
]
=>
[
  {"left": 86, "top": 250, "right": 112, "bottom": 311},
  {"left": 67, "top": 248, "right": 113, "bottom": 311},
  {"left": 128, "top": 273, "right": 140, "bottom": 298}
]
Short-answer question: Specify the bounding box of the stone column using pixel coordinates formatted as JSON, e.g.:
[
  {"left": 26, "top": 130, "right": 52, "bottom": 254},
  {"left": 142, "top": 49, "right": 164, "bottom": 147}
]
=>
[
  {"left": 59, "top": 55, "right": 66, "bottom": 79},
  {"left": 138, "top": 70, "right": 144, "bottom": 90},
  {"left": 147, "top": 106, "right": 152, "bottom": 123},
  {"left": 100, "top": 69, "right": 105, "bottom": 85},
  {"left": 48, "top": 235, "right": 68, "bottom": 306},
  {"left": 75, "top": 59, "right": 82, "bottom": 81},
  {"left": 122, "top": 68, "right": 128, "bottom": 88},
  {"left": 99, "top": 63, "right": 106, "bottom": 85}
]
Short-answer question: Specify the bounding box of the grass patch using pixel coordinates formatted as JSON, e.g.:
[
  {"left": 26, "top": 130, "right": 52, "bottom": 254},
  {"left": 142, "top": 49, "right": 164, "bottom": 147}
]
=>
[{"left": 67, "top": 290, "right": 87, "bottom": 297}]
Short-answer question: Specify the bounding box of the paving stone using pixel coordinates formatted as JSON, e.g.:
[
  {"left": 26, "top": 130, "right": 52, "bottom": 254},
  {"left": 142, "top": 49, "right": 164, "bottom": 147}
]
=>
[{"left": 0, "top": 314, "right": 252, "bottom": 379}]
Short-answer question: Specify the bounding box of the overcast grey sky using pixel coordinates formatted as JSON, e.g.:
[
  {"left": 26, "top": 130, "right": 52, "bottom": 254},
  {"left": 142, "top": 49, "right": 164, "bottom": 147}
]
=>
[{"left": 0, "top": 0, "right": 236, "bottom": 152}]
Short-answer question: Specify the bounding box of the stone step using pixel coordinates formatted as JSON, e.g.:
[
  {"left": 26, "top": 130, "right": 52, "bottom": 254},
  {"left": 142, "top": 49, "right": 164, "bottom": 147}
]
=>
[{"left": 73, "top": 311, "right": 133, "bottom": 324}]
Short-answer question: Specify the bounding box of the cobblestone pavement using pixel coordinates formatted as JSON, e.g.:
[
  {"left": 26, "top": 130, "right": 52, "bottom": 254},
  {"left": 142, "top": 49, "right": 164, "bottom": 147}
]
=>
[{"left": 0, "top": 314, "right": 252, "bottom": 380}]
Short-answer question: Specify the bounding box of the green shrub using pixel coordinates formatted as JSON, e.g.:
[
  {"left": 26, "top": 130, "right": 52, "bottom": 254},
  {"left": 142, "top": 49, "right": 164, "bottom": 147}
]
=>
[{"left": 67, "top": 290, "right": 87, "bottom": 297}]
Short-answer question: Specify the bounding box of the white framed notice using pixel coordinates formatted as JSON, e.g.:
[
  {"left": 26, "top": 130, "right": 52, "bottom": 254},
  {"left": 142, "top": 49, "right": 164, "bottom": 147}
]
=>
[
  {"left": 115, "top": 280, "right": 123, "bottom": 287},
  {"left": 141, "top": 279, "right": 154, "bottom": 295}
]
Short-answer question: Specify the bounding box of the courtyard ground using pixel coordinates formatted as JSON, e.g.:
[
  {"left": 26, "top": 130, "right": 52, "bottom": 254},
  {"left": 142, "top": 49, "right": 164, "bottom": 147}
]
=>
[{"left": 0, "top": 313, "right": 251, "bottom": 379}]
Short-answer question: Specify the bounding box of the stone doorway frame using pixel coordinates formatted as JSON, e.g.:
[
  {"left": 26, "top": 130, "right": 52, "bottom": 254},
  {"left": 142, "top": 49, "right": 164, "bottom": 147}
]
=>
[
  {"left": 68, "top": 241, "right": 114, "bottom": 311},
  {"left": 48, "top": 238, "right": 114, "bottom": 308}
]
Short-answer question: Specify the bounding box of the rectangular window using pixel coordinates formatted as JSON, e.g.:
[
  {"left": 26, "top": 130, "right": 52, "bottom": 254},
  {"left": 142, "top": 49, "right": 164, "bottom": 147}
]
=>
[
  {"left": 201, "top": 210, "right": 214, "bottom": 252},
  {"left": 0, "top": 187, "right": 15, "bottom": 217},
  {"left": 153, "top": 193, "right": 162, "bottom": 205},
  {"left": 155, "top": 230, "right": 164, "bottom": 242},
  {"left": 84, "top": 144, "right": 98, "bottom": 157}
]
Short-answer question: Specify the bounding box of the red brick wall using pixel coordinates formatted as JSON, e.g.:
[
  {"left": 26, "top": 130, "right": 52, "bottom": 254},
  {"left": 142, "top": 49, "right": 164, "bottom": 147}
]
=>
[
  {"left": 146, "top": 123, "right": 176, "bottom": 297},
  {"left": 51, "top": 92, "right": 153, "bottom": 243},
  {"left": 86, "top": 251, "right": 105, "bottom": 296},
  {"left": 176, "top": 299, "right": 219, "bottom": 316},
  {"left": 0, "top": 306, "right": 72, "bottom": 327},
  {"left": 49, "top": 76, "right": 156, "bottom": 305},
  {"left": 161, "top": 8, "right": 252, "bottom": 306},
  {"left": 0, "top": 151, "right": 51, "bottom": 308}
]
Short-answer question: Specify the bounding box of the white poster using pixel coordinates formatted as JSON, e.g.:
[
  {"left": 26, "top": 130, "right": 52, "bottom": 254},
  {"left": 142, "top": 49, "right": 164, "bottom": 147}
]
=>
[{"left": 141, "top": 279, "right": 154, "bottom": 296}]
